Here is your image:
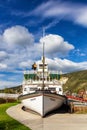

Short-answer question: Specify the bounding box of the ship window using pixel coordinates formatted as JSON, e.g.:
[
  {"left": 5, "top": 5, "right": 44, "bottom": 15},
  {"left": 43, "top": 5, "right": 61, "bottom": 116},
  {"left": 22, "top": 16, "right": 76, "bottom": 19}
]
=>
[
  {"left": 30, "top": 88, "right": 37, "bottom": 91},
  {"left": 39, "top": 64, "right": 47, "bottom": 66},
  {"left": 59, "top": 88, "right": 62, "bottom": 91},
  {"left": 39, "top": 64, "right": 47, "bottom": 69},
  {"left": 49, "top": 88, "right": 55, "bottom": 91},
  {"left": 24, "top": 88, "right": 27, "bottom": 91}
]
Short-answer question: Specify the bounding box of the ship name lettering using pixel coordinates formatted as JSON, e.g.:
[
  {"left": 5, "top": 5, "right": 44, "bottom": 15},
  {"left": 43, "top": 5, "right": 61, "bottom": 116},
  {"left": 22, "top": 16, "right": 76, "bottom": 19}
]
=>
[
  {"left": 30, "top": 98, "right": 36, "bottom": 101},
  {"left": 50, "top": 98, "right": 55, "bottom": 101}
]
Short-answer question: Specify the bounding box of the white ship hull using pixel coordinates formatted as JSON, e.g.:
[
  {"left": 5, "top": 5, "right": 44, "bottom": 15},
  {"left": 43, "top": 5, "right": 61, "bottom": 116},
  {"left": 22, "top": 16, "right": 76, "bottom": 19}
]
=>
[{"left": 20, "top": 92, "right": 66, "bottom": 117}]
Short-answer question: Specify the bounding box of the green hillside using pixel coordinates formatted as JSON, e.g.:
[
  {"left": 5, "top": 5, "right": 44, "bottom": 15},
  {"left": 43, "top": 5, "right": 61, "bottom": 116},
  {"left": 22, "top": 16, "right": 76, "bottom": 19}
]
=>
[
  {"left": 0, "top": 85, "right": 22, "bottom": 94},
  {"left": 63, "top": 70, "right": 87, "bottom": 93}
]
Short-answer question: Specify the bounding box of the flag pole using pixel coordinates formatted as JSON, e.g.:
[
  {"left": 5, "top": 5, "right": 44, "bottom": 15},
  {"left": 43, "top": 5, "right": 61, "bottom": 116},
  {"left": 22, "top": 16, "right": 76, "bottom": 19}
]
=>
[
  {"left": 42, "top": 27, "right": 45, "bottom": 117},
  {"left": 42, "top": 27, "right": 45, "bottom": 90}
]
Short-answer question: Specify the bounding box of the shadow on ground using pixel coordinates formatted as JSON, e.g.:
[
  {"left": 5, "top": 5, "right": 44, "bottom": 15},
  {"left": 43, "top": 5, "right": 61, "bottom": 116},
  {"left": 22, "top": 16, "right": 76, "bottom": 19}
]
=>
[{"left": 45, "top": 103, "right": 70, "bottom": 117}]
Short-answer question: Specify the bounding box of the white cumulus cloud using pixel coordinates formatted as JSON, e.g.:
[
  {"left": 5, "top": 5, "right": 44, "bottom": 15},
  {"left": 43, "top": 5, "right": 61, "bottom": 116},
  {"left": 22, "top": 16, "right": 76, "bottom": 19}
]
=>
[
  {"left": 45, "top": 57, "right": 87, "bottom": 73},
  {"left": 3, "top": 25, "right": 34, "bottom": 50},
  {"left": 0, "top": 25, "right": 35, "bottom": 71},
  {"left": 0, "top": 63, "right": 7, "bottom": 70},
  {"left": 0, "top": 51, "right": 8, "bottom": 59},
  {"left": 39, "top": 34, "right": 74, "bottom": 56}
]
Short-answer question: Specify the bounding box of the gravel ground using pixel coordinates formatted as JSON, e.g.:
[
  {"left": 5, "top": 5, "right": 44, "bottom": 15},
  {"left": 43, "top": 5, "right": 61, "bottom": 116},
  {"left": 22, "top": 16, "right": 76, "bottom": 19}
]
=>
[{"left": 6, "top": 104, "right": 87, "bottom": 130}]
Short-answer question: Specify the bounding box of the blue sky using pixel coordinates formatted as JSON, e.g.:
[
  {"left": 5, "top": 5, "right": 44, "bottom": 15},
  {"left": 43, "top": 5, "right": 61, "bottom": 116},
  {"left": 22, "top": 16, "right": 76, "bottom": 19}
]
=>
[{"left": 0, "top": 0, "right": 87, "bottom": 89}]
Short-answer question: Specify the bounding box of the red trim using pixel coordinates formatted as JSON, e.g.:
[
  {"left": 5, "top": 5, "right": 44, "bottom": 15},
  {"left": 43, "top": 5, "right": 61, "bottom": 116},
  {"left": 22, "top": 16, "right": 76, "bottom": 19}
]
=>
[{"left": 67, "top": 95, "right": 87, "bottom": 102}]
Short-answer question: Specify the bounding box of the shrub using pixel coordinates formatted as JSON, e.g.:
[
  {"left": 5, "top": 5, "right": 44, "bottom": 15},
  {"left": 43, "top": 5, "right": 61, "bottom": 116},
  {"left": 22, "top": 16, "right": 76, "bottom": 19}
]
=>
[
  {"left": 0, "top": 98, "right": 6, "bottom": 104},
  {"left": 0, "top": 98, "right": 17, "bottom": 104}
]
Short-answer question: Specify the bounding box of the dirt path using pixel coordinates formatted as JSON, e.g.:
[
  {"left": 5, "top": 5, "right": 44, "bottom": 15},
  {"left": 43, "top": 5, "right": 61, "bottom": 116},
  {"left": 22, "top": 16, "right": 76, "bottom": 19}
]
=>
[{"left": 6, "top": 104, "right": 87, "bottom": 130}]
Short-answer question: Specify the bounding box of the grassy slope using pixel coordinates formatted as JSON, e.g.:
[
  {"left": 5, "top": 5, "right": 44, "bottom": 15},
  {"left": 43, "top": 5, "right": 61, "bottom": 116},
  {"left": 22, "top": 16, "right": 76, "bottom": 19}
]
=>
[
  {"left": 0, "top": 103, "right": 30, "bottom": 130},
  {"left": 63, "top": 70, "right": 87, "bottom": 93}
]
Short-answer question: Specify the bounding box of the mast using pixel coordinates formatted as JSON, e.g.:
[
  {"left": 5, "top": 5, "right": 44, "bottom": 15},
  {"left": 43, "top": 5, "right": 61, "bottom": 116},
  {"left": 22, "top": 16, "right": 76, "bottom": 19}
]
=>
[
  {"left": 42, "top": 27, "right": 45, "bottom": 117},
  {"left": 42, "top": 27, "right": 45, "bottom": 90}
]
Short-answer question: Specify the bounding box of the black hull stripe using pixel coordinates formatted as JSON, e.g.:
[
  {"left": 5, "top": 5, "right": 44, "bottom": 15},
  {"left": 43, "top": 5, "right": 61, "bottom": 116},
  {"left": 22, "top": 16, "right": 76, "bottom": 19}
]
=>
[{"left": 19, "top": 93, "right": 66, "bottom": 101}]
